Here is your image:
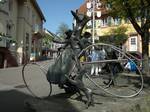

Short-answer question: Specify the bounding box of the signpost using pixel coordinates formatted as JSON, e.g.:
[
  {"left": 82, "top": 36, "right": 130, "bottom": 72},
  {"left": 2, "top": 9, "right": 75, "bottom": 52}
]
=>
[{"left": 86, "top": 0, "right": 102, "bottom": 44}]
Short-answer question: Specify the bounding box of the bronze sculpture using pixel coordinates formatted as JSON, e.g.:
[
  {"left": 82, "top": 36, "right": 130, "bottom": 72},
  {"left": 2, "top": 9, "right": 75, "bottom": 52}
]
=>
[
  {"left": 46, "top": 11, "right": 94, "bottom": 108},
  {"left": 22, "top": 10, "right": 144, "bottom": 112}
]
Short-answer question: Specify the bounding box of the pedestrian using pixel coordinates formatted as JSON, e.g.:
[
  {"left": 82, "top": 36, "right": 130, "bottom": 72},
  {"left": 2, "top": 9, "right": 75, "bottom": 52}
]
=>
[
  {"left": 98, "top": 47, "right": 107, "bottom": 72},
  {"left": 103, "top": 50, "right": 123, "bottom": 86},
  {"left": 90, "top": 47, "right": 100, "bottom": 76},
  {"left": 125, "top": 59, "right": 137, "bottom": 72}
]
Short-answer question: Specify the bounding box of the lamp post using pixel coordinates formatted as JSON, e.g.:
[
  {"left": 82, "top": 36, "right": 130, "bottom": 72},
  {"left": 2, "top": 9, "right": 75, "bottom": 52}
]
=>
[
  {"left": 86, "top": 0, "right": 101, "bottom": 44},
  {"left": 92, "top": 0, "right": 95, "bottom": 44}
]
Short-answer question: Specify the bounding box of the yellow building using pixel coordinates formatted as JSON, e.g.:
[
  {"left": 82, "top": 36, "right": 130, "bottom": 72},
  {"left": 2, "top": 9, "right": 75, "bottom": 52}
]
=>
[
  {"left": 0, "top": 0, "right": 45, "bottom": 67},
  {"left": 77, "top": 0, "right": 144, "bottom": 55}
]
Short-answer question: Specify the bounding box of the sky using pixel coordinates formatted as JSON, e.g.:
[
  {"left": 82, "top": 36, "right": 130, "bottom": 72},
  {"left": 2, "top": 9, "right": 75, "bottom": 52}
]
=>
[{"left": 37, "top": 0, "right": 84, "bottom": 33}]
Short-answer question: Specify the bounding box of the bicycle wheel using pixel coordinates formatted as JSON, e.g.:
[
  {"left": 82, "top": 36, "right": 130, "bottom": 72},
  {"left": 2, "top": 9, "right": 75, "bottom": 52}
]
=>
[
  {"left": 22, "top": 62, "right": 52, "bottom": 99},
  {"left": 79, "top": 43, "right": 144, "bottom": 98}
]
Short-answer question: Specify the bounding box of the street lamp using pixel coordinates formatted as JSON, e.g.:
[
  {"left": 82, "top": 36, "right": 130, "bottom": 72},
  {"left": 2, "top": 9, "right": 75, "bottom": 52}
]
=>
[
  {"left": 92, "top": 0, "right": 95, "bottom": 44},
  {"left": 86, "top": 0, "right": 101, "bottom": 44}
]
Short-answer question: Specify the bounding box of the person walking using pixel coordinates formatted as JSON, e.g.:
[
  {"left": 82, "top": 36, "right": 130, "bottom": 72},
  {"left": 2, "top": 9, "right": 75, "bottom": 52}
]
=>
[
  {"left": 90, "top": 48, "right": 100, "bottom": 76},
  {"left": 98, "top": 47, "right": 106, "bottom": 72}
]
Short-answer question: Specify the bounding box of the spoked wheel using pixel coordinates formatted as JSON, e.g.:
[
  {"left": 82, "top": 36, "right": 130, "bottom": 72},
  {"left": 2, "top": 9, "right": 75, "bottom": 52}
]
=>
[
  {"left": 22, "top": 62, "right": 52, "bottom": 99},
  {"left": 79, "top": 43, "right": 144, "bottom": 98}
]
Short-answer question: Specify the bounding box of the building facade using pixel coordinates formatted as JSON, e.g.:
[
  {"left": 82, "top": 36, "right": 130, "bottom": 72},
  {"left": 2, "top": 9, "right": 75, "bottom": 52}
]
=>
[
  {"left": 77, "top": 0, "right": 144, "bottom": 55},
  {"left": 0, "top": 0, "right": 45, "bottom": 67}
]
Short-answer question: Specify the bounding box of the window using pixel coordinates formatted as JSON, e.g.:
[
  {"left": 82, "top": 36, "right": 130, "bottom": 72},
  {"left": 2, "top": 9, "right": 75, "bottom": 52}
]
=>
[
  {"left": 96, "top": 20, "right": 101, "bottom": 28},
  {"left": 26, "top": 33, "right": 29, "bottom": 51},
  {"left": 6, "top": 24, "right": 11, "bottom": 36},
  {"left": 106, "top": 4, "right": 111, "bottom": 10},
  {"left": 25, "top": 33, "right": 30, "bottom": 61},
  {"left": 124, "top": 18, "right": 130, "bottom": 23},
  {"left": 130, "top": 38, "right": 136, "bottom": 45},
  {"left": 34, "top": 24, "right": 40, "bottom": 33},
  {"left": 101, "top": 18, "right": 108, "bottom": 27},
  {"left": 107, "top": 16, "right": 112, "bottom": 26},
  {"left": 114, "top": 17, "right": 121, "bottom": 25},
  {"left": 136, "top": 17, "right": 141, "bottom": 22}
]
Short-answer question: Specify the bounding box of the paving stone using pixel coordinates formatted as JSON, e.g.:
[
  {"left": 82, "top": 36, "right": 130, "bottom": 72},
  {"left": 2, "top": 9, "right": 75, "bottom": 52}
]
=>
[{"left": 24, "top": 92, "right": 150, "bottom": 112}]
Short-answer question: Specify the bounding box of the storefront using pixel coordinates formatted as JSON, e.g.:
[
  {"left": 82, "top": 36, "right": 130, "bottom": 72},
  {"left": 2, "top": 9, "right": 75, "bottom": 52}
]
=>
[
  {"left": 31, "top": 32, "right": 43, "bottom": 61},
  {"left": 0, "top": 50, "right": 4, "bottom": 68},
  {"left": 0, "top": 35, "right": 18, "bottom": 68}
]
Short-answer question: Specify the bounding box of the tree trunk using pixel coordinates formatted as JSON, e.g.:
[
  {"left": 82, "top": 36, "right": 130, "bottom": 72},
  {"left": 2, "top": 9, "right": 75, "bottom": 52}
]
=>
[{"left": 141, "top": 28, "right": 149, "bottom": 76}]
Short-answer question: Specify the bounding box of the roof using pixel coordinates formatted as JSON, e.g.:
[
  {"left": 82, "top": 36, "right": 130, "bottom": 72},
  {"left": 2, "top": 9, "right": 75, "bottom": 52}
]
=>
[
  {"left": 77, "top": 2, "right": 87, "bottom": 15},
  {"left": 76, "top": 0, "right": 109, "bottom": 19},
  {"left": 31, "top": 0, "right": 46, "bottom": 22}
]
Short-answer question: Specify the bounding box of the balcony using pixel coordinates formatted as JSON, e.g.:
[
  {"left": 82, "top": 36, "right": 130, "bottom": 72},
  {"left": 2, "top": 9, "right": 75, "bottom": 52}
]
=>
[
  {"left": 0, "top": 35, "right": 13, "bottom": 48},
  {"left": 0, "top": 0, "right": 8, "bottom": 15},
  {"left": 33, "top": 24, "right": 43, "bottom": 34}
]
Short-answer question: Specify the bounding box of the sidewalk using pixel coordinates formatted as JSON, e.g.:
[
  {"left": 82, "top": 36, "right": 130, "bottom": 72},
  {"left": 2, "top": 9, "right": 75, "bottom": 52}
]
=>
[
  {"left": 24, "top": 88, "right": 150, "bottom": 112},
  {"left": 0, "top": 60, "right": 53, "bottom": 86},
  {"left": 0, "top": 60, "right": 52, "bottom": 112},
  {"left": 0, "top": 66, "right": 23, "bottom": 86}
]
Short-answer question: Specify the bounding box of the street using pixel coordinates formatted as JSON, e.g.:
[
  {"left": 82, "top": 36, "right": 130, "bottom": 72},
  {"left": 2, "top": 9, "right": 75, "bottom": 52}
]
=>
[
  {"left": 0, "top": 59, "right": 150, "bottom": 112},
  {"left": 0, "top": 60, "right": 54, "bottom": 112}
]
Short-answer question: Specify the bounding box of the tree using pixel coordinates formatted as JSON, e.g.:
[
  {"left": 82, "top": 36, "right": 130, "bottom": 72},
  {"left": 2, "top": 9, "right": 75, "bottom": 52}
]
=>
[
  {"left": 56, "top": 23, "right": 69, "bottom": 38},
  {"left": 101, "top": 26, "right": 128, "bottom": 45},
  {"left": 42, "top": 32, "right": 53, "bottom": 49},
  {"left": 102, "top": 0, "right": 150, "bottom": 75}
]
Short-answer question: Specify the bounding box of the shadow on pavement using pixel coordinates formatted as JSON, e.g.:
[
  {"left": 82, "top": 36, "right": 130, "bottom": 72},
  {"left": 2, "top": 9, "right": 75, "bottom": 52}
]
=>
[
  {"left": 25, "top": 92, "right": 86, "bottom": 112},
  {"left": 0, "top": 89, "right": 85, "bottom": 112},
  {"left": 0, "top": 89, "right": 32, "bottom": 112}
]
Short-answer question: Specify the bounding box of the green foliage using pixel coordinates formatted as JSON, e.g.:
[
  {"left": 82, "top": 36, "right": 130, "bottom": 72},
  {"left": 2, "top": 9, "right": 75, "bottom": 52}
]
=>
[
  {"left": 110, "top": 26, "right": 127, "bottom": 34},
  {"left": 102, "top": 0, "right": 150, "bottom": 29},
  {"left": 56, "top": 23, "right": 69, "bottom": 38},
  {"left": 103, "top": 0, "right": 143, "bottom": 18},
  {"left": 42, "top": 33, "right": 53, "bottom": 48},
  {"left": 101, "top": 0, "right": 150, "bottom": 44},
  {"left": 100, "top": 26, "right": 128, "bottom": 45},
  {"left": 99, "top": 34, "right": 127, "bottom": 45},
  {"left": 98, "top": 35, "right": 111, "bottom": 44},
  {"left": 102, "top": 0, "right": 150, "bottom": 74},
  {"left": 113, "top": 34, "right": 127, "bottom": 45}
]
